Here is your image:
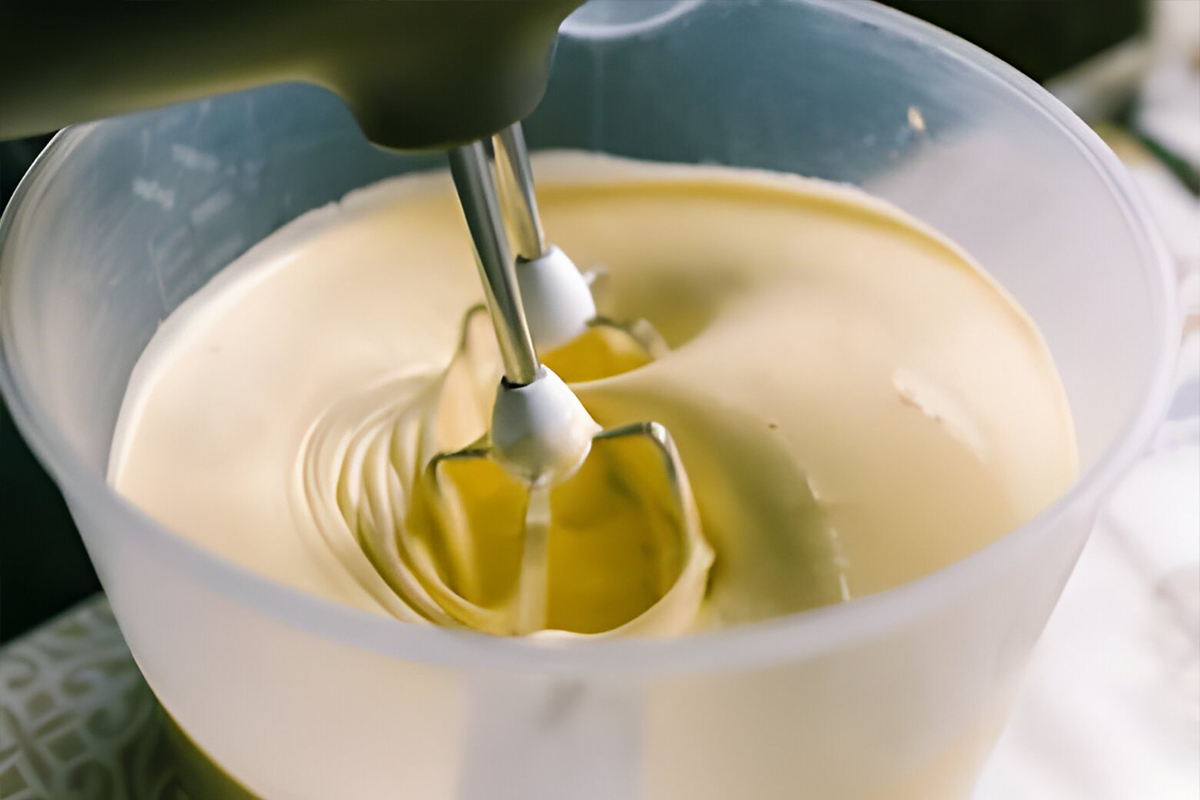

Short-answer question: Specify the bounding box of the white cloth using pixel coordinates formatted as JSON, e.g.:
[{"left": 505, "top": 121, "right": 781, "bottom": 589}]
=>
[{"left": 979, "top": 19, "right": 1200, "bottom": 793}]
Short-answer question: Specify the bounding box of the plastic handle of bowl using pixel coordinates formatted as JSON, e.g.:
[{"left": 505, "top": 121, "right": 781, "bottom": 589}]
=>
[
  {"left": 1154, "top": 266, "right": 1199, "bottom": 452},
  {"left": 457, "top": 672, "right": 644, "bottom": 800}
]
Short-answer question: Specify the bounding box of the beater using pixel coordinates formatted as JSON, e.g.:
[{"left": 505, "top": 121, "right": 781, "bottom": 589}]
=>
[
  {"left": 492, "top": 123, "right": 670, "bottom": 379},
  {"left": 408, "top": 135, "right": 711, "bottom": 637}
]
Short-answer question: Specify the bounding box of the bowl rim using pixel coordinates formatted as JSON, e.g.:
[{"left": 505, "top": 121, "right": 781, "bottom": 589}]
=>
[{"left": 0, "top": 0, "right": 1180, "bottom": 675}]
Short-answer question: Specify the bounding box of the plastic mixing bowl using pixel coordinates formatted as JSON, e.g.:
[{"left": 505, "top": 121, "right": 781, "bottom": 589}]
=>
[{"left": 0, "top": 1, "right": 1179, "bottom": 798}]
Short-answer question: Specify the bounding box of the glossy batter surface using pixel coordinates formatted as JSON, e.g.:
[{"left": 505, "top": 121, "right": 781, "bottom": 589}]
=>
[{"left": 110, "top": 154, "right": 1078, "bottom": 636}]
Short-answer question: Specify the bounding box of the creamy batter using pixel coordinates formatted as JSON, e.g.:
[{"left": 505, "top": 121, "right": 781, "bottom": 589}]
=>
[{"left": 110, "top": 153, "right": 1078, "bottom": 638}]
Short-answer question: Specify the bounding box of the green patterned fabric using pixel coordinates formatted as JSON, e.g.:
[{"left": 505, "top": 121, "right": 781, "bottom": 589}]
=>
[{"left": 0, "top": 595, "right": 256, "bottom": 800}]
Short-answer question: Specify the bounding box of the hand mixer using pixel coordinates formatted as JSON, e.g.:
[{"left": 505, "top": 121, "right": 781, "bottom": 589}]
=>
[{"left": 1, "top": 1, "right": 710, "bottom": 636}]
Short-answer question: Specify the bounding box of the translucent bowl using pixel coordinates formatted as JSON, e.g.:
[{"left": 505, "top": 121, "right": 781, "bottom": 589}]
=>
[{"left": 0, "top": 1, "right": 1178, "bottom": 798}]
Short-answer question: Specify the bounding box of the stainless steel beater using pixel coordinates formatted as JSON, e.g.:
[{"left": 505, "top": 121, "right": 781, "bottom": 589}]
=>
[
  {"left": 417, "top": 135, "right": 707, "bottom": 636},
  {"left": 492, "top": 123, "right": 669, "bottom": 368}
]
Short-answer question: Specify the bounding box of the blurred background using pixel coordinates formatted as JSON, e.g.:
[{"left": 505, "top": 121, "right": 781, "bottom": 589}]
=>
[{"left": 1, "top": 1, "right": 1196, "bottom": 797}]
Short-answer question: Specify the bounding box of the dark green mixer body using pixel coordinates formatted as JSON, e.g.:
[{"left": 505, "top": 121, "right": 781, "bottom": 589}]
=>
[{"left": 0, "top": 1, "right": 583, "bottom": 150}]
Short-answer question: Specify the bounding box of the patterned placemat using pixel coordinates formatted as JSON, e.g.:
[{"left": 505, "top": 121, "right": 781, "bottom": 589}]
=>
[{"left": 0, "top": 596, "right": 186, "bottom": 800}]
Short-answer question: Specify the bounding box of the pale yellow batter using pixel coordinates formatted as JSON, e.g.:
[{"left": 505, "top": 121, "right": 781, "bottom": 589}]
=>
[{"left": 110, "top": 153, "right": 1077, "bottom": 637}]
